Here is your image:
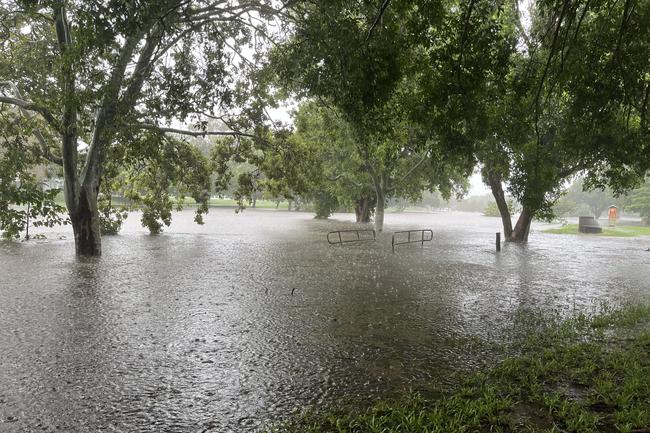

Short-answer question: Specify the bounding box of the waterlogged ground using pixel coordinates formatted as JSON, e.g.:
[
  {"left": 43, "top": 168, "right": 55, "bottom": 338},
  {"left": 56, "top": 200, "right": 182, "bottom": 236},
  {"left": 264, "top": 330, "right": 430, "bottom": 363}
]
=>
[{"left": 1, "top": 209, "right": 649, "bottom": 432}]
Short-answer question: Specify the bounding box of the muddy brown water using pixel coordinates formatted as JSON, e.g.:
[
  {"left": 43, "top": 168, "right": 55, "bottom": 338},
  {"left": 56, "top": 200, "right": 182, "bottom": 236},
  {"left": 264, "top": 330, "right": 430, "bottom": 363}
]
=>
[{"left": 1, "top": 209, "right": 649, "bottom": 432}]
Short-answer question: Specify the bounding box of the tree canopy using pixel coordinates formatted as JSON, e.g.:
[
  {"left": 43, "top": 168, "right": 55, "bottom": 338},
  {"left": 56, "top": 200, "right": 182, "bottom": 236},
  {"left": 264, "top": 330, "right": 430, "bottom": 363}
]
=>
[
  {"left": 1, "top": 0, "right": 649, "bottom": 251},
  {"left": 478, "top": 0, "right": 650, "bottom": 240}
]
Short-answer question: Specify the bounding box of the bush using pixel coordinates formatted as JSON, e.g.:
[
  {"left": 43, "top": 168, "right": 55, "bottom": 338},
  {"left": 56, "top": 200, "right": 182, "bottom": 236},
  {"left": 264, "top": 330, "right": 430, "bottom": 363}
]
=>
[
  {"left": 99, "top": 198, "right": 128, "bottom": 235},
  {"left": 311, "top": 191, "right": 339, "bottom": 219},
  {"left": 483, "top": 199, "right": 519, "bottom": 217}
]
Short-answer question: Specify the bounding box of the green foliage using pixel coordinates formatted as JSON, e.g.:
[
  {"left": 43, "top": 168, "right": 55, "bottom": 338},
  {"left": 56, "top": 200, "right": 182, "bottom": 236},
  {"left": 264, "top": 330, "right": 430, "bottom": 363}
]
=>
[
  {"left": 553, "top": 195, "right": 580, "bottom": 218},
  {"left": 483, "top": 202, "right": 500, "bottom": 217},
  {"left": 107, "top": 132, "right": 212, "bottom": 234},
  {"left": 628, "top": 178, "right": 650, "bottom": 225},
  {"left": 2, "top": 0, "right": 649, "bottom": 248},
  {"left": 484, "top": 199, "right": 518, "bottom": 217},
  {"left": 564, "top": 178, "right": 620, "bottom": 219},
  {"left": 0, "top": 114, "right": 67, "bottom": 239},
  {"left": 209, "top": 135, "right": 266, "bottom": 211},
  {"left": 140, "top": 194, "right": 173, "bottom": 235},
  {"left": 311, "top": 191, "right": 339, "bottom": 219},
  {"left": 98, "top": 196, "right": 128, "bottom": 235}
]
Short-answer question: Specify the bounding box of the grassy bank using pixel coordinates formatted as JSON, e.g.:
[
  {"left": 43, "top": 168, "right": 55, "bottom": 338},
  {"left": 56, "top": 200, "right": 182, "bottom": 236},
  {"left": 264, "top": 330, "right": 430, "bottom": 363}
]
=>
[
  {"left": 266, "top": 304, "right": 650, "bottom": 433},
  {"left": 544, "top": 224, "right": 650, "bottom": 237}
]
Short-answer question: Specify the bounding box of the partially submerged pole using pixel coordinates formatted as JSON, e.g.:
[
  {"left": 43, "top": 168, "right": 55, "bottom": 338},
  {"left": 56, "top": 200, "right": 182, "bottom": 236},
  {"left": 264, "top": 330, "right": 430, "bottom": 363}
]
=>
[
  {"left": 25, "top": 203, "right": 30, "bottom": 240},
  {"left": 496, "top": 232, "right": 501, "bottom": 251}
]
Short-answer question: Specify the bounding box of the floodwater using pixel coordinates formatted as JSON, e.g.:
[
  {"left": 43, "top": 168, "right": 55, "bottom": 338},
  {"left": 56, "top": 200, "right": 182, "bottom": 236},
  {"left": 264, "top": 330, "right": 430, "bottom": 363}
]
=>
[{"left": 1, "top": 209, "right": 649, "bottom": 432}]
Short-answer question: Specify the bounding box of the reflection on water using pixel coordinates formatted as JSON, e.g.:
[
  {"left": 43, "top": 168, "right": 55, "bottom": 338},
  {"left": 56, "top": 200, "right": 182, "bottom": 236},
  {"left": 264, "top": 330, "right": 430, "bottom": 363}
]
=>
[{"left": 1, "top": 209, "right": 649, "bottom": 432}]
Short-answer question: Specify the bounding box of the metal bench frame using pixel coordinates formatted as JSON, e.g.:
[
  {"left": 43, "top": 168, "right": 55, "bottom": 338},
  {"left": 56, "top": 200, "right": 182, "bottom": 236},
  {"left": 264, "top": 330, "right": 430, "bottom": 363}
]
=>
[
  {"left": 327, "top": 229, "right": 377, "bottom": 245},
  {"left": 392, "top": 229, "right": 433, "bottom": 252}
]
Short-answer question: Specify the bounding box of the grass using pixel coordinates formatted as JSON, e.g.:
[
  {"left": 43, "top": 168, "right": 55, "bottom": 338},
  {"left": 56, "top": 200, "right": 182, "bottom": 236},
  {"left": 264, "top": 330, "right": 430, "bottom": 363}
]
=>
[
  {"left": 544, "top": 224, "right": 650, "bottom": 237},
  {"left": 54, "top": 192, "right": 290, "bottom": 210},
  {"left": 186, "top": 197, "right": 289, "bottom": 209},
  {"left": 265, "top": 304, "right": 650, "bottom": 433}
]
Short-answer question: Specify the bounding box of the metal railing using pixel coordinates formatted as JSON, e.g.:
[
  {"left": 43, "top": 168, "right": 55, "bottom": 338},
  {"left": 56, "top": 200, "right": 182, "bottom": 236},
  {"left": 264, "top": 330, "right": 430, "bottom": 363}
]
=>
[
  {"left": 327, "top": 229, "right": 376, "bottom": 246},
  {"left": 392, "top": 229, "right": 433, "bottom": 252}
]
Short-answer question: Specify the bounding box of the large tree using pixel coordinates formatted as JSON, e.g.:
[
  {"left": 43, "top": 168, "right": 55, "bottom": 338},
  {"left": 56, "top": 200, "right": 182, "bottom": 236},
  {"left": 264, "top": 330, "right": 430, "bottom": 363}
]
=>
[
  {"left": 478, "top": 0, "right": 650, "bottom": 241},
  {"left": 263, "top": 100, "right": 467, "bottom": 226},
  {"left": 270, "top": 0, "right": 473, "bottom": 231},
  {"left": 0, "top": 0, "right": 278, "bottom": 255},
  {"left": 275, "top": 102, "right": 376, "bottom": 222}
]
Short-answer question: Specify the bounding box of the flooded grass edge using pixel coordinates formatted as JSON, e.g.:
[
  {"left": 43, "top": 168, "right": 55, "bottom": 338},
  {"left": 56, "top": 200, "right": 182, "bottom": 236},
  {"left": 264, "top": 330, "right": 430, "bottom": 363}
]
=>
[
  {"left": 543, "top": 224, "right": 650, "bottom": 237},
  {"left": 263, "top": 302, "right": 650, "bottom": 433}
]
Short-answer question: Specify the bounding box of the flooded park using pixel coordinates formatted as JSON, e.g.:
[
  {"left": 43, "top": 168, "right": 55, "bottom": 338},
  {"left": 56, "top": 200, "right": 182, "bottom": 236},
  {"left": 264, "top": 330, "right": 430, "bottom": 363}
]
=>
[
  {"left": 1, "top": 209, "right": 649, "bottom": 432},
  {"left": 2, "top": 0, "right": 650, "bottom": 430}
]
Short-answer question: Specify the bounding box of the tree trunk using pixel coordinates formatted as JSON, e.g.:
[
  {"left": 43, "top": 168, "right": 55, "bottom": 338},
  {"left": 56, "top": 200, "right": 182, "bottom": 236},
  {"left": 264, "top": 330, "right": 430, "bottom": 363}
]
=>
[
  {"left": 355, "top": 197, "right": 372, "bottom": 223},
  {"left": 375, "top": 194, "right": 385, "bottom": 232},
  {"left": 287, "top": 200, "right": 292, "bottom": 211},
  {"left": 487, "top": 173, "right": 513, "bottom": 239},
  {"left": 70, "top": 185, "right": 102, "bottom": 256},
  {"left": 372, "top": 175, "right": 386, "bottom": 232},
  {"left": 509, "top": 207, "right": 533, "bottom": 242}
]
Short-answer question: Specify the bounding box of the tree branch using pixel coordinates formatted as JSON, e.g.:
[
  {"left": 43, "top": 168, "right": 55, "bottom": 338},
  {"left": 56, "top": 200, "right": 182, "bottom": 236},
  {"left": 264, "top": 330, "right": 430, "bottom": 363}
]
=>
[
  {"left": 0, "top": 93, "right": 60, "bottom": 132},
  {"left": 386, "top": 152, "right": 429, "bottom": 193},
  {"left": 82, "top": 31, "right": 144, "bottom": 188},
  {"left": 33, "top": 129, "right": 63, "bottom": 166},
  {"left": 54, "top": 4, "right": 80, "bottom": 211},
  {"left": 119, "top": 27, "right": 163, "bottom": 111},
  {"left": 329, "top": 173, "right": 363, "bottom": 187},
  {"left": 533, "top": 0, "right": 570, "bottom": 116},
  {"left": 136, "top": 123, "right": 256, "bottom": 138},
  {"left": 0, "top": 86, "right": 63, "bottom": 166},
  {"left": 366, "top": 0, "right": 391, "bottom": 41}
]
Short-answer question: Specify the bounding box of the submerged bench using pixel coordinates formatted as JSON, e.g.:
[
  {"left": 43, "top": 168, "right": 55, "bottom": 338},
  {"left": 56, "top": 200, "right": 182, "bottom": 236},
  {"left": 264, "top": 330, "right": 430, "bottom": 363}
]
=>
[
  {"left": 327, "top": 229, "right": 377, "bottom": 246},
  {"left": 392, "top": 229, "right": 433, "bottom": 252}
]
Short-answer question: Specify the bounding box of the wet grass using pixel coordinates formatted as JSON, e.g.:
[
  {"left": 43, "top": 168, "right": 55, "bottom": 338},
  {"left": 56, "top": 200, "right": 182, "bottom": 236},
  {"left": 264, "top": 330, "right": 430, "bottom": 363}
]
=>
[
  {"left": 265, "top": 304, "right": 650, "bottom": 433},
  {"left": 544, "top": 224, "right": 650, "bottom": 237},
  {"left": 54, "top": 192, "right": 290, "bottom": 209}
]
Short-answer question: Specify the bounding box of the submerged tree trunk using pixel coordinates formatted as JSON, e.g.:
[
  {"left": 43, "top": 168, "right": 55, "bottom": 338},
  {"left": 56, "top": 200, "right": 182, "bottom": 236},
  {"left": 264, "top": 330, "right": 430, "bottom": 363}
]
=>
[
  {"left": 375, "top": 194, "right": 385, "bottom": 232},
  {"left": 372, "top": 174, "right": 386, "bottom": 232},
  {"left": 486, "top": 173, "right": 534, "bottom": 242},
  {"left": 487, "top": 173, "right": 513, "bottom": 239},
  {"left": 509, "top": 207, "right": 533, "bottom": 242},
  {"left": 70, "top": 186, "right": 102, "bottom": 255},
  {"left": 354, "top": 196, "right": 373, "bottom": 223}
]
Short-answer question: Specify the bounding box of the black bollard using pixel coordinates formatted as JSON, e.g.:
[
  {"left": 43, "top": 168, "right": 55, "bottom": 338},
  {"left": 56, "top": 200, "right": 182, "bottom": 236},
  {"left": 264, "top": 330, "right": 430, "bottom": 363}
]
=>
[
  {"left": 496, "top": 232, "right": 501, "bottom": 252},
  {"left": 25, "top": 203, "right": 30, "bottom": 240}
]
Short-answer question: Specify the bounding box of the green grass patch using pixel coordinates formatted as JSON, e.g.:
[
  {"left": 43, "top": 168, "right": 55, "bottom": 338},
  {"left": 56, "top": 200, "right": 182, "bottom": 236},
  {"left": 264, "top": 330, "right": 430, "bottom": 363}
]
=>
[
  {"left": 53, "top": 193, "right": 290, "bottom": 210},
  {"left": 266, "top": 304, "right": 650, "bottom": 433},
  {"left": 191, "top": 197, "right": 289, "bottom": 209},
  {"left": 544, "top": 224, "right": 650, "bottom": 237}
]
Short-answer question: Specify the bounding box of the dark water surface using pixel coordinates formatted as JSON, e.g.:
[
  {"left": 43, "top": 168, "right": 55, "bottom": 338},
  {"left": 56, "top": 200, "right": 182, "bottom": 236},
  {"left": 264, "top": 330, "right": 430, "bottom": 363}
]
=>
[{"left": 1, "top": 209, "right": 649, "bottom": 432}]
